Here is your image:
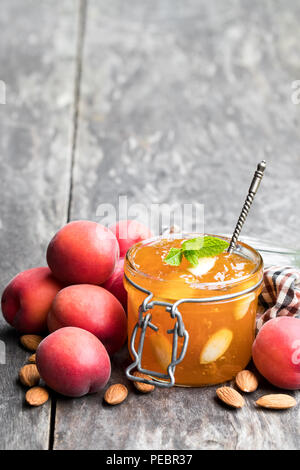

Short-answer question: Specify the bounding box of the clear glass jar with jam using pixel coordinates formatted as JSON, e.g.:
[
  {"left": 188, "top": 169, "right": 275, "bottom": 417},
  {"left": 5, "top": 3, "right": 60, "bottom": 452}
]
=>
[{"left": 124, "top": 234, "right": 263, "bottom": 387}]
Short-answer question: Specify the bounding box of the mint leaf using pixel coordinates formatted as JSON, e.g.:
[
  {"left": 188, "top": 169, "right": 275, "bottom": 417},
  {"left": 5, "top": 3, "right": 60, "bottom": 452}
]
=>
[
  {"left": 182, "top": 237, "right": 204, "bottom": 251},
  {"left": 164, "top": 236, "right": 229, "bottom": 267},
  {"left": 197, "top": 236, "right": 229, "bottom": 258},
  {"left": 184, "top": 250, "right": 200, "bottom": 267},
  {"left": 164, "top": 247, "right": 183, "bottom": 266}
]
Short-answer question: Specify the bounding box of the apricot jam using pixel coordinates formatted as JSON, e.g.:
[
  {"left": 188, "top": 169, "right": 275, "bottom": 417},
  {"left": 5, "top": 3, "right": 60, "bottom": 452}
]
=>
[{"left": 124, "top": 235, "right": 263, "bottom": 387}]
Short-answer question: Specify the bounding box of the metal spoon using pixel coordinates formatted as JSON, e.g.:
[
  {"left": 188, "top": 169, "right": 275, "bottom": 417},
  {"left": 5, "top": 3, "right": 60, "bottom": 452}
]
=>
[{"left": 228, "top": 160, "right": 266, "bottom": 254}]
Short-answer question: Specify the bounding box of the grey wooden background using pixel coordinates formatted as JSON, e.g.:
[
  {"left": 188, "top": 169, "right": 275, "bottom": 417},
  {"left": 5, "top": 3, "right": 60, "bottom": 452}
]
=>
[{"left": 0, "top": 0, "right": 300, "bottom": 450}]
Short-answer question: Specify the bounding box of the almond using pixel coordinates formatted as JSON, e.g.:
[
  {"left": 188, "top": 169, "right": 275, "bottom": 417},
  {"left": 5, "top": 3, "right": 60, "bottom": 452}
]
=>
[
  {"left": 19, "top": 364, "right": 40, "bottom": 387},
  {"left": 28, "top": 353, "right": 36, "bottom": 363},
  {"left": 216, "top": 386, "right": 245, "bottom": 408},
  {"left": 256, "top": 394, "right": 297, "bottom": 410},
  {"left": 149, "top": 334, "right": 172, "bottom": 370},
  {"left": 133, "top": 371, "right": 155, "bottom": 393},
  {"left": 235, "top": 370, "right": 258, "bottom": 393},
  {"left": 20, "top": 335, "right": 43, "bottom": 351},
  {"left": 104, "top": 384, "right": 128, "bottom": 405},
  {"left": 234, "top": 293, "right": 256, "bottom": 320},
  {"left": 25, "top": 386, "right": 49, "bottom": 406},
  {"left": 199, "top": 328, "right": 233, "bottom": 364}
]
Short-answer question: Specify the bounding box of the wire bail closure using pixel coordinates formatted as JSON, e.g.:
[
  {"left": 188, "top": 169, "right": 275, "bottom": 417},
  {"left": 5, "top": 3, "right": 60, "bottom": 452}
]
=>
[
  {"left": 125, "top": 275, "right": 189, "bottom": 388},
  {"left": 125, "top": 272, "right": 263, "bottom": 388}
]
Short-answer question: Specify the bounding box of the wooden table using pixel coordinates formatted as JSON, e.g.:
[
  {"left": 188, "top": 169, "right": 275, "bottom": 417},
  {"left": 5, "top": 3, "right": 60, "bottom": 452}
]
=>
[{"left": 1, "top": 0, "right": 300, "bottom": 450}]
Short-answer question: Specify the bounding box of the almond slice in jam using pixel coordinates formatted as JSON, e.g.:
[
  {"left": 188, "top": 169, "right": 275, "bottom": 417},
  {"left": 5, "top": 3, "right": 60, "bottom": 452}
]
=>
[
  {"left": 149, "top": 333, "right": 173, "bottom": 370},
  {"left": 187, "top": 257, "right": 216, "bottom": 277},
  {"left": 199, "top": 328, "right": 233, "bottom": 364},
  {"left": 234, "top": 293, "right": 256, "bottom": 320}
]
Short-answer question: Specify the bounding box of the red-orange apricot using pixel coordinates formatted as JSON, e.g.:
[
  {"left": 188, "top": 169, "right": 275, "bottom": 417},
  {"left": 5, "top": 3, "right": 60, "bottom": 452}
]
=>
[
  {"left": 102, "top": 258, "right": 127, "bottom": 312},
  {"left": 252, "top": 317, "right": 300, "bottom": 390},
  {"left": 48, "top": 284, "right": 127, "bottom": 355},
  {"left": 109, "top": 219, "right": 153, "bottom": 258},
  {"left": 1, "top": 267, "right": 62, "bottom": 333},
  {"left": 47, "top": 220, "right": 119, "bottom": 285},
  {"left": 36, "top": 327, "right": 111, "bottom": 397}
]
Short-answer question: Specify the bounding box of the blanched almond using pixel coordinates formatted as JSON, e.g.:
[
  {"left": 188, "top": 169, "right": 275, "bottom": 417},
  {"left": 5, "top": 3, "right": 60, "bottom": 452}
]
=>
[
  {"left": 256, "top": 394, "right": 297, "bottom": 410},
  {"left": 216, "top": 386, "right": 245, "bottom": 408},
  {"left": 20, "top": 335, "right": 43, "bottom": 351},
  {"left": 235, "top": 370, "right": 258, "bottom": 393},
  {"left": 133, "top": 371, "right": 155, "bottom": 393},
  {"left": 19, "top": 364, "right": 40, "bottom": 387},
  {"left": 25, "top": 386, "right": 49, "bottom": 406},
  {"left": 104, "top": 384, "right": 128, "bottom": 405},
  {"left": 188, "top": 257, "right": 216, "bottom": 276},
  {"left": 149, "top": 334, "right": 172, "bottom": 370},
  {"left": 200, "top": 329, "right": 233, "bottom": 364},
  {"left": 234, "top": 293, "right": 256, "bottom": 320}
]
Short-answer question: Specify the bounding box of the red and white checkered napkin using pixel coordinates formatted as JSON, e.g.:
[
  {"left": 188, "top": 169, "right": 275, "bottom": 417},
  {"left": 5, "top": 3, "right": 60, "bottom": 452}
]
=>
[{"left": 257, "top": 266, "right": 300, "bottom": 331}]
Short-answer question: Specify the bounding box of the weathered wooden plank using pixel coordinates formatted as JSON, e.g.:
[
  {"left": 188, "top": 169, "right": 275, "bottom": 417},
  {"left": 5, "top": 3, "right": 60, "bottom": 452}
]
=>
[
  {"left": 54, "top": 349, "right": 300, "bottom": 450},
  {"left": 0, "top": 0, "right": 79, "bottom": 450},
  {"left": 54, "top": 0, "right": 300, "bottom": 450},
  {"left": 70, "top": 0, "right": 300, "bottom": 245}
]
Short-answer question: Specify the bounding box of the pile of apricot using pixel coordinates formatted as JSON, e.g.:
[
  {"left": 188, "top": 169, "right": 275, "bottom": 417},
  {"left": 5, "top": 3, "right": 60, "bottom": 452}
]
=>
[{"left": 1, "top": 219, "right": 152, "bottom": 397}]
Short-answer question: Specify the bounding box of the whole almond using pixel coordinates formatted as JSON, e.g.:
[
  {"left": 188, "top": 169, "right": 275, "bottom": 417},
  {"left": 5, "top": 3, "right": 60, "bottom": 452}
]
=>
[
  {"left": 19, "top": 364, "right": 40, "bottom": 387},
  {"left": 216, "top": 386, "right": 245, "bottom": 408},
  {"left": 133, "top": 371, "right": 155, "bottom": 393},
  {"left": 25, "top": 386, "right": 49, "bottom": 406},
  {"left": 256, "top": 394, "right": 297, "bottom": 410},
  {"left": 28, "top": 353, "right": 36, "bottom": 363},
  {"left": 235, "top": 370, "right": 258, "bottom": 393},
  {"left": 104, "top": 384, "right": 128, "bottom": 405},
  {"left": 20, "top": 335, "right": 43, "bottom": 351}
]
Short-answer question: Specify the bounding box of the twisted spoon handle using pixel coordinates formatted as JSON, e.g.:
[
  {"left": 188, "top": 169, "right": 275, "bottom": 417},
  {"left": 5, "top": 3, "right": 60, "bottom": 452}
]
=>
[{"left": 228, "top": 160, "right": 266, "bottom": 254}]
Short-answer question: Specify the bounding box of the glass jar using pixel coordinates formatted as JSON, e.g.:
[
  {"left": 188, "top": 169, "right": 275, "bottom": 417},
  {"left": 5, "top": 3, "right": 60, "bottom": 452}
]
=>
[{"left": 124, "top": 234, "right": 263, "bottom": 387}]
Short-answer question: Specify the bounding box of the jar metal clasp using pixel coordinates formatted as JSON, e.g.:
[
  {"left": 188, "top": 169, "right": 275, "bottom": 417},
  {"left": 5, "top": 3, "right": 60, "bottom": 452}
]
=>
[{"left": 125, "top": 274, "right": 189, "bottom": 388}]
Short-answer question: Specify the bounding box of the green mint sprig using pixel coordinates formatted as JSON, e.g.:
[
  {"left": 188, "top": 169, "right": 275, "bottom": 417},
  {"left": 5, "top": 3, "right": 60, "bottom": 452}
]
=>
[{"left": 164, "top": 236, "right": 229, "bottom": 267}]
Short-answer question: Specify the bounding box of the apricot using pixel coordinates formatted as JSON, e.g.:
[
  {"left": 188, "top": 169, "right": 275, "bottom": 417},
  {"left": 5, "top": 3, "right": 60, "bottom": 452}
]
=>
[
  {"left": 252, "top": 317, "right": 300, "bottom": 390},
  {"left": 36, "top": 327, "right": 111, "bottom": 397},
  {"left": 1, "top": 267, "right": 62, "bottom": 333},
  {"left": 102, "top": 258, "right": 127, "bottom": 311},
  {"left": 109, "top": 220, "right": 153, "bottom": 257},
  {"left": 48, "top": 284, "right": 127, "bottom": 355},
  {"left": 47, "top": 220, "right": 119, "bottom": 285}
]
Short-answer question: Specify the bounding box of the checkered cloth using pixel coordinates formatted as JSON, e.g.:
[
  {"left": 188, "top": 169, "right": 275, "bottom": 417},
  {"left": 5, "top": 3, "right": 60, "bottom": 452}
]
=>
[{"left": 257, "top": 266, "right": 300, "bottom": 331}]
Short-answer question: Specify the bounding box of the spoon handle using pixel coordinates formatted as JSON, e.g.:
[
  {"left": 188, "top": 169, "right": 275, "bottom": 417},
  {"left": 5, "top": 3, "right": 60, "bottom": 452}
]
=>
[{"left": 228, "top": 160, "right": 266, "bottom": 254}]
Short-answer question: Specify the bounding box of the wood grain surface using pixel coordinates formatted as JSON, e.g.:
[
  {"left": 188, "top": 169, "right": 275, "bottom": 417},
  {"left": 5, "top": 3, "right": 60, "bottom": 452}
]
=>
[
  {"left": 1, "top": 0, "right": 300, "bottom": 450},
  {"left": 0, "top": 0, "right": 79, "bottom": 450}
]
